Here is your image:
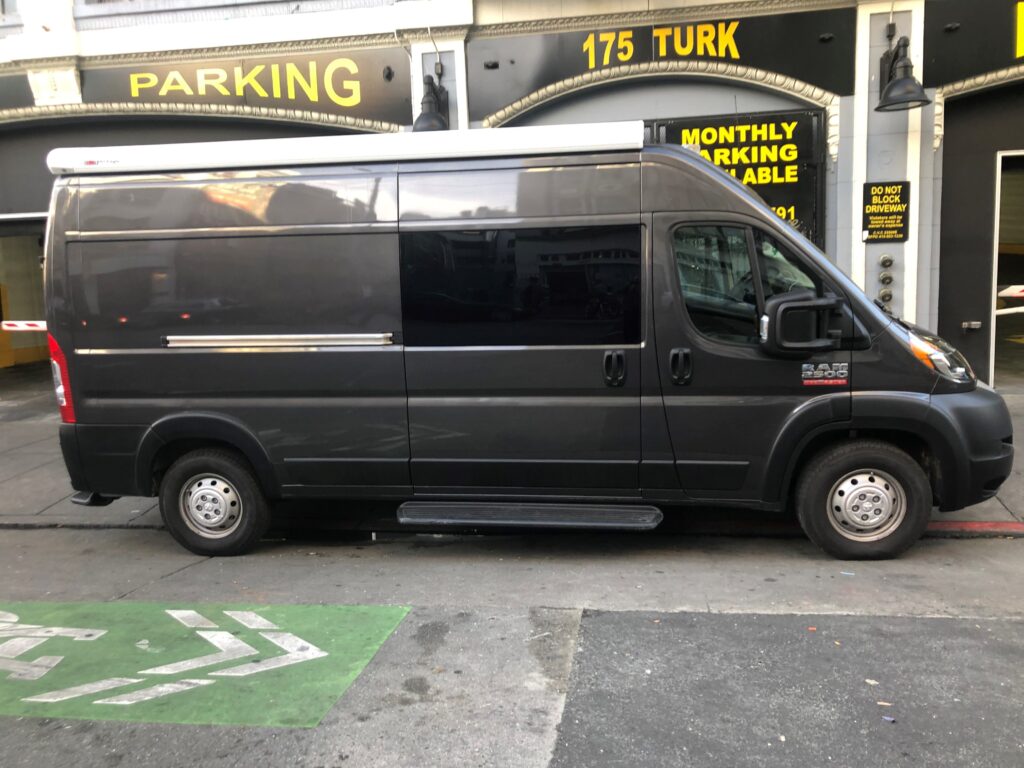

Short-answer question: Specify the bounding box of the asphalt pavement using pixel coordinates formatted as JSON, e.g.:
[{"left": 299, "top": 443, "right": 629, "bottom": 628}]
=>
[{"left": 1, "top": 362, "right": 1023, "bottom": 767}]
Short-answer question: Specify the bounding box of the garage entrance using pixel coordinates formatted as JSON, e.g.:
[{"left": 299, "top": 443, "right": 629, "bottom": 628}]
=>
[{"left": 994, "top": 154, "right": 1024, "bottom": 391}]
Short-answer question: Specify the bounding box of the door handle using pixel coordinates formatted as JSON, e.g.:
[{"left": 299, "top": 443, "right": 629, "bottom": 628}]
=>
[
  {"left": 603, "top": 350, "right": 626, "bottom": 387},
  {"left": 669, "top": 347, "right": 692, "bottom": 385}
]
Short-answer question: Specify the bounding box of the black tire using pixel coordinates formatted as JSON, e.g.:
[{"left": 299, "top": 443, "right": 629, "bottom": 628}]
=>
[
  {"left": 795, "top": 439, "right": 931, "bottom": 560},
  {"left": 159, "top": 448, "right": 271, "bottom": 556}
]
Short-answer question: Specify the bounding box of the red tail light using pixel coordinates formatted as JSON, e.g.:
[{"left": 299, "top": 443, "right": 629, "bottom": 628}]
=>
[{"left": 47, "top": 333, "right": 76, "bottom": 423}]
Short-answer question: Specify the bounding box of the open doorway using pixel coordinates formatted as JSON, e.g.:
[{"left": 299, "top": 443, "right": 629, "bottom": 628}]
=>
[
  {"left": 994, "top": 154, "right": 1024, "bottom": 392},
  {"left": 0, "top": 224, "right": 46, "bottom": 369}
]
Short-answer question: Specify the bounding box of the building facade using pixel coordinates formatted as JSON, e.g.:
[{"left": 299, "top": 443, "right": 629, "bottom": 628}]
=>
[{"left": 0, "top": 0, "right": 1021, "bottom": 384}]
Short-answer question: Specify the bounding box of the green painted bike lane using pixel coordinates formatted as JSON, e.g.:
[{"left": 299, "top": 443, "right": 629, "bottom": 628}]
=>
[{"left": 0, "top": 601, "right": 408, "bottom": 728}]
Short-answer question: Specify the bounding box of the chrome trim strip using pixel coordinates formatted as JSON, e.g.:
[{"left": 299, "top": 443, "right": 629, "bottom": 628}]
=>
[
  {"left": 0, "top": 212, "right": 47, "bottom": 221},
  {"left": 67, "top": 221, "right": 396, "bottom": 240},
  {"left": 165, "top": 333, "right": 392, "bottom": 348},
  {"left": 405, "top": 343, "right": 644, "bottom": 351},
  {"left": 76, "top": 344, "right": 402, "bottom": 355}
]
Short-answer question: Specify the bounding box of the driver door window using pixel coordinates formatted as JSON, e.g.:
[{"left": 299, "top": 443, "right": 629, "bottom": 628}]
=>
[
  {"left": 754, "top": 229, "right": 818, "bottom": 300},
  {"left": 672, "top": 225, "right": 757, "bottom": 345}
]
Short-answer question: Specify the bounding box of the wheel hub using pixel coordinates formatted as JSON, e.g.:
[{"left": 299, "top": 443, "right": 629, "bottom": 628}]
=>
[
  {"left": 827, "top": 469, "right": 906, "bottom": 542},
  {"left": 180, "top": 474, "right": 242, "bottom": 537}
]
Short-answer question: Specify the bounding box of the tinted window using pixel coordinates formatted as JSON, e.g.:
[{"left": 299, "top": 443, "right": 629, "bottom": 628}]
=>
[
  {"left": 68, "top": 233, "right": 400, "bottom": 348},
  {"left": 400, "top": 226, "right": 641, "bottom": 346},
  {"left": 672, "top": 225, "right": 758, "bottom": 344}
]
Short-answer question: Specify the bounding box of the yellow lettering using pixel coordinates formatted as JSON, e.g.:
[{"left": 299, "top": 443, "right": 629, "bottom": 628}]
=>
[
  {"left": 195, "top": 68, "right": 229, "bottom": 96},
  {"left": 324, "top": 58, "right": 360, "bottom": 108},
  {"left": 780, "top": 143, "right": 798, "bottom": 162},
  {"left": 234, "top": 65, "right": 268, "bottom": 98},
  {"left": 712, "top": 148, "right": 731, "bottom": 165},
  {"left": 270, "top": 63, "right": 282, "bottom": 99},
  {"left": 287, "top": 61, "right": 318, "bottom": 102},
  {"left": 158, "top": 70, "right": 194, "bottom": 97},
  {"left": 673, "top": 26, "right": 694, "bottom": 56},
  {"left": 129, "top": 72, "right": 158, "bottom": 97},
  {"left": 679, "top": 128, "right": 702, "bottom": 146},
  {"left": 781, "top": 121, "right": 797, "bottom": 140},
  {"left": 700, "top": 127, "right": 718, "bottom": 145},
  {"left": 653, "top": 27, "right": 671, "bottom": 58},
  {"left": 718, "top": 21, "right": 739, "bottom": 59},
  {"left": 696, "top": 24, "right": 716, "bottom": 57},
  {"left": 1018, "top": 1, "right": 1024, "bottom": 58}
]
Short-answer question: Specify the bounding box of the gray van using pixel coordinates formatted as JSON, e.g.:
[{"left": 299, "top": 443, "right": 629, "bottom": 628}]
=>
[{"left": 43, "top": 121, "right": 1013, "bottom": 559}]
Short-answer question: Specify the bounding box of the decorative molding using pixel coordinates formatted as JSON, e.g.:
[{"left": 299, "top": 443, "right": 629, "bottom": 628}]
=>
[
  {"left": 936, "top": 63, "right": 1024, "bottom": 100},
  {"left": 470, "top": 0, "right": 854, "bottom": 39},
  {"left": 0, "top": 101, "right": 400, "bottom": 132},
  {"left": 480, "top": 59, "right": 841, "bottom": 164},
  {"left": 825, "top": 97, "right": 840, "bottom": 166},
  {"left": 399, "top": 26, "right": 470, "bottom": 44},
  {"left": 70, "top": 33, "right": 408, "bottom": 69},
  {"left": 931, "top": 90, "right": 944, "bottom": 152},
  {"left": 932, "top": 63, "right": 1024, "bottom": 151}
]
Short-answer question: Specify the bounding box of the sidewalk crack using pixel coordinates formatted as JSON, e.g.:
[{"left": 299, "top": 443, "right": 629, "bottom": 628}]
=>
[
  {"left": 32, "top": 491, "right": 75, "bottom": 516},
  {"left": 110, "top": 557, "right": 209, "bottom": 601},
  {"left": 996, "top": 495, "right": 1023, "bottom": 523}
]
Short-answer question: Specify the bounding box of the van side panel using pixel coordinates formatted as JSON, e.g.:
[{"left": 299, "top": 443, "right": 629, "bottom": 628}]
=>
[
  {"left": 64, "top": 168, "right": 409, "bottom": 498},
  {"left": 397, "top": 160, "right": 644, "bottom": 496}
]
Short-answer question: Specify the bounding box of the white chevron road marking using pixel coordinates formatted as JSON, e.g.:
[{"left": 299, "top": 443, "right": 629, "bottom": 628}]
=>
[
  {"left": 165, "top": 610, "right": 218, "bottom": 629},
  {"left": 211, "top": 632, "right": 327, "bottom": 677},
  {"left": 23, "top": 677, "right": 143, "bottom": 703},
  {"left": 224, "top": 611, "right": 278, "bottom": 630},
  {"left": 139, "top": 631, "right": 259, "bottom": 675},
  {"left": 95, "top": 679, "right": 214, "bottom": 705}
]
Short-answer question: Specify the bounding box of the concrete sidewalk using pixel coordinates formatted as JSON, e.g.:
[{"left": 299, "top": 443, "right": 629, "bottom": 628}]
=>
[{"left": 1, "top": 361, "right": 1021, "bottom": 536}]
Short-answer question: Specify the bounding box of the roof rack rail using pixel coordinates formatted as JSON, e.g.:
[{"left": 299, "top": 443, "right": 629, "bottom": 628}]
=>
[{"left": 47, "top": 121, "right": 646, "bottom": 176}]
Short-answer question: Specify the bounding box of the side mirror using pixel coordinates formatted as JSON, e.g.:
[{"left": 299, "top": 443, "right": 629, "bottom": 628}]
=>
[{"left": 759, "top": 289, "right": 842, "bottom": 358}]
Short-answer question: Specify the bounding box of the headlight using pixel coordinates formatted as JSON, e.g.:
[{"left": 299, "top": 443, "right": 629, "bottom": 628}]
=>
[{"left": 908, "top": 331, "right": 974, "bottom": 383}]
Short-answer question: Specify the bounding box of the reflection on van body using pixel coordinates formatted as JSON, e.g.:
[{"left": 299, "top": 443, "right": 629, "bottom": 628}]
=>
[{"left": 44, "top": 124, "right": 1012, "bottom": 560}]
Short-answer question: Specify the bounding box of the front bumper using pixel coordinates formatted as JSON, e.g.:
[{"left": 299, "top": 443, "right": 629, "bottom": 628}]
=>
[{"left": 930, "top": 385, "right": 1014, "bottom": 511}]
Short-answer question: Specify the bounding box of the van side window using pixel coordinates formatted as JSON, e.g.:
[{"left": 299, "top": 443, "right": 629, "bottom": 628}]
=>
[
  {"left": 400, "top": 226, "right": 641, "bottom": 347},
  {"left": 753, "top": 229, "right": 819, "bottom": 300},
  {"left": 672, "top": 225, "right": 758, "bottom": 345}
]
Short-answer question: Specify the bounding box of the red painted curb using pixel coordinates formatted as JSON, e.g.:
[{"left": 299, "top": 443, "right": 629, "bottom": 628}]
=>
[{"left": 927, "top": 520, "right": 1024, "bottom": 535}]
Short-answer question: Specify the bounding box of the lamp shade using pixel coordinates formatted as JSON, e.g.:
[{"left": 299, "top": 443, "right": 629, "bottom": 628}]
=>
[{"left": 876, "top": 39, "right": 931, "bottom": 112}]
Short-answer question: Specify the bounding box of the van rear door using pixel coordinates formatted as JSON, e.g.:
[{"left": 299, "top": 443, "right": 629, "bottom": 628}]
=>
[{"left": 651, "top": 212, "right": 852, "bottom": 502}]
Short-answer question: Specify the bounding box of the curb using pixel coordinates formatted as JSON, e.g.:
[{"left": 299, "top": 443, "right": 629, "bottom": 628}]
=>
[{"left": 926, "top": 520, "right": 1024, "bottom": 537}]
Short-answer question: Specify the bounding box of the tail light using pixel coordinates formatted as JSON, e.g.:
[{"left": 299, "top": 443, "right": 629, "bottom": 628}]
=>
[{"left": 47, "top": 333, "right": 76, "bottom": 423}]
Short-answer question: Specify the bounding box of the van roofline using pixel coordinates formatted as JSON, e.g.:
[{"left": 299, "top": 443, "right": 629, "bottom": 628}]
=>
[{"left": 46, "top": 121, "right": 646, "bottom": 176}]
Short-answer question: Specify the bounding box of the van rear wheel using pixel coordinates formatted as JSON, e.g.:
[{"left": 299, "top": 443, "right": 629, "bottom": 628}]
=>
[
  {"left": 795, "top": 440, "right": 931, "bottom": 560},
  {"left": 159, "top": 448, "right": 270, "bottom": 556}
]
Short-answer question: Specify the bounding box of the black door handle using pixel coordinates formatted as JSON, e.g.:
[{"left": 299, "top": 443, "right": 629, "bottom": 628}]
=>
[
  {"left": 603, "top": 350, "right": 626, "bottom": 387},
  {"left": 669, "top": 347, "right": 692, "bottom": 385}
]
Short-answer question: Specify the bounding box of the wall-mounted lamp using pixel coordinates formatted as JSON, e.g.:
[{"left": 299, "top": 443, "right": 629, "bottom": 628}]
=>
[
  {"left": 876, "top": 22, "right": 930, "bottom": 112},
  {"left": 413, "top": 61, "right": 449, "bottom": 132}
]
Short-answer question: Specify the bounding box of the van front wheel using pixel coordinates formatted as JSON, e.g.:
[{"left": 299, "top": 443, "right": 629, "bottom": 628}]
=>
[
  {"left": 795, "top": 440, "right": 931, "bottom": 560},
  {"left": 159, "top": 448, "right": 270, "bottom": 556}
]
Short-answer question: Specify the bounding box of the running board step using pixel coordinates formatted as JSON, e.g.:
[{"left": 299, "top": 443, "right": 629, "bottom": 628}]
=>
[{"left": 397, "top": 502, "right": 663, "bottom": 530}]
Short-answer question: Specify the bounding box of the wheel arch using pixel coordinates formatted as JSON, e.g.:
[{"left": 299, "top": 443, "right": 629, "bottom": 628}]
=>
[
  {"left": 135, "top": 413, "right": 281, "bottom": 498},
  {"left": 767, "top": 392, "right": 963, "bottom": 509}
]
